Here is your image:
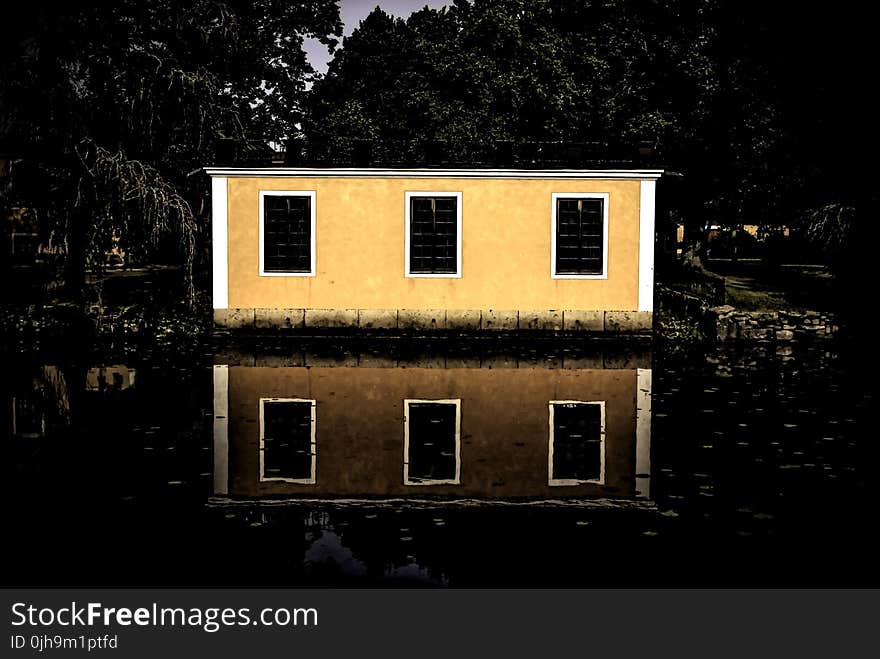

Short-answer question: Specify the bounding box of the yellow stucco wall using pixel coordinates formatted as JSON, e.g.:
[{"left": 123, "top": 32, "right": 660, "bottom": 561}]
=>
[{"left": 226, "top": 176, "right": 643, "bottom": 311}]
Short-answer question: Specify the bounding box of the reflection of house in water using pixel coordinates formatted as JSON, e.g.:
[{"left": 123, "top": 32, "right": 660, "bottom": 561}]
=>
[
  {"left": 213, "top": 351, "right": 651, "bottom": 501},
  {"left": 6, "top": 364, "right": 137, "bottom": 439},
  {"left": 85, "top": 365, "right": 137, "bottom": 392}
]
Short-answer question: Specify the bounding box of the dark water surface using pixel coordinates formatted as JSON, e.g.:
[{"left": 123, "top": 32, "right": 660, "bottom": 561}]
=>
[{"left": 3, "top": 337, "right": 875, "bottom": 586}]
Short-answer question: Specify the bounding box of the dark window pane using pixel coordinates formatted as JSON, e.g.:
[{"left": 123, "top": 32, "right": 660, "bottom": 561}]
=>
[
  {"left": 555, "top": 198, "right": 604, "bottom": 275},
  {"left": 262, "top": 400, "right": 314, "bottom": 480},
  {"left": 552, "top": 402, "right": 602, "bottom": 481},
  {"left": 13, "top": 395, "right": 44, "bottom": 437},
  {"left": 407, "top": 402, "right": 458, "bottom": 482},
  {"left": 263, "top": 195, "right": 312, "bottom": 273},
  {"left": 409, "top": 196, "right": 458, "bottom": 274}
]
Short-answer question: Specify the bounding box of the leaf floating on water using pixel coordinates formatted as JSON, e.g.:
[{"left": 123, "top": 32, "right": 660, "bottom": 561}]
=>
[{"left": 660, "top": 510, "right": 679, "bottom": 518}]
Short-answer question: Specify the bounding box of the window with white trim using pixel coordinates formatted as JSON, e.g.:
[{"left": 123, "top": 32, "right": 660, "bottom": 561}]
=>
[
  {"left": 403, "top": 399, "right": 461, "bottom": 484},
  {"left": 405, "top": 192, "right": 462, "bottom": 277},
  {"left": 548, "top": 401, "right": 605, "bottom": 485},
  {"left": 551, "top": 193, "right": 609, "bottom": 278},
  {"left": 259, "top": 398, "right": 316, "bottom": 483},
  {"left": 259, "top": 191, "right": 316, "bottom": 276}
]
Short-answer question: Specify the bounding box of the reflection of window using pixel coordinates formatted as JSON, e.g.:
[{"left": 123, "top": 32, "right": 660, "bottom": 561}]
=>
[
  {"left": 404, "top": 399, "right": 461, "bottom": 485},
  {"left": 551, "top": 193, "right": 609, "bottom": 278},
  {"left": 259, "top": 191, "right": 316, "bottom": 276},
  {"left": 548, "top": 401, "right": 605, "bottom": 485},
  {"left": 11, "top": 395, "right": 46, "bottom": 438},
  {"left": 259, "top": 398, "right": 316, "bottom": 484},
  {"left": 405, "top": 192, "right": 462, "bottom": 277}
]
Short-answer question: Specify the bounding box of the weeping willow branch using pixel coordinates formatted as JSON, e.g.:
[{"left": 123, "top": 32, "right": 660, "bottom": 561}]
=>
[
  {"left": 802, "top": 203, "right": 855, "bottom": 255},
  {"left": 75, "top": 139, "right": 197, "bottom": 303}
]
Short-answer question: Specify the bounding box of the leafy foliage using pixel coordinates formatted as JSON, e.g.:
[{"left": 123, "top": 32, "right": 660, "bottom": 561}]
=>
[
  {"left": 801, "top": 204, "right": 855, "bottom": 253},
  {"left": 75, "top": 140, "right": 197, "bottom": 296},
  {"left": 303, "top": 0, "right": 870, "bottom": 239},
  {"left": 1, "top": 0, "right": 342, "bottom": 301}
]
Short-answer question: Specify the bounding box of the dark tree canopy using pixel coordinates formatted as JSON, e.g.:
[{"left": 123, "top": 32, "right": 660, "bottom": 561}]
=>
[
  {"left": 0, "top": 0, "right": 342, "bottom": 299},
  {"left": 303, "top": 0, "right": 874, "bottom": 238},
  {"left": 1, "top": 0, "right": 874, "bottom": 304}
]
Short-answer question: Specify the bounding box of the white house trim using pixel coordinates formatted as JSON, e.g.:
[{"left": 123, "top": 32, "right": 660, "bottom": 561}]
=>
[
  {"left": 404, "top": 191, "right": 463, "bottom": 279},
  {"left": 212, "top": 365, "right": 229, "bottom": 495},
  {"left": 638, "top": 180, "right": 656, "bottom": 312},
  {"left": 258, "top": 190, "right": 317, "bottom": 277},
  {"left": 550, "top": 192, "right": 610, "bottom": 280},
  {"left": 259, "top": 397, "right": 317, "bottom": 484},
  {"left": 403, "top": 398, "right": 462, "bottom": 485},
  {"left": 548, "top": 400, "right": 606, "bottom": 486},
  {"left": 211, "top": 177, "right": 228, "bottom": 309},
  {"left": 206, "top": 167, "right": 663, "bottom": 180},
  {"left": 636, "top": 368, "right": 652, "bottom": 498}
]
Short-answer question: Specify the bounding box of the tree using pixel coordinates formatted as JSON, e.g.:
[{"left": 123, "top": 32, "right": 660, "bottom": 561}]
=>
[
  {"left": 303, "top": 0, "right": 864, "bottom": 249},
  {"left": 0, "top": 0, "right": 342, "bottom": 302}
]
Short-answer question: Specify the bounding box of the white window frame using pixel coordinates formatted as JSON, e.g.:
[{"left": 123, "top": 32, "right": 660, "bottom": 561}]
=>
[
  {"left": 258, "top": 190, "right": 317, "bottom": 277},
  {"left": 403, "top": 398, "right": 461, "bottom": 485},
  {"left": 550, "top": 192, "right": 609, "bottom": 279},
  {"left": 404, "top": 191, "right": 463, "bottom": 278},
  {"left": 548, "top": 400, "right": 606, "bottom": 486},
  {"left": 259, "top": 397, "right": 316, "bottom": 484}
]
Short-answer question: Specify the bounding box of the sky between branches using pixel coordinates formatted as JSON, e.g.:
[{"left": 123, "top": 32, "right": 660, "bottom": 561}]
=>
[{"left": 303, "top": 0, "right": 449, "bottom": 73}]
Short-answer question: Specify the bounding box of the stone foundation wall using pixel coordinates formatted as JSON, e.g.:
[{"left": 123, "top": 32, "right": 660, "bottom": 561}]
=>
[
  {"left": 214, "top": 308, "right": 653, "bottom": 334},
  {"left": 710, "top": 305, "right": 838, "bottom": 342}
]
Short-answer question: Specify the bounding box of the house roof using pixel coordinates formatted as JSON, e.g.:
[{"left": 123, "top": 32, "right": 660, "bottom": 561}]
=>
[{"left": 204, "top": 167, "right": 663, "bottom": 180}]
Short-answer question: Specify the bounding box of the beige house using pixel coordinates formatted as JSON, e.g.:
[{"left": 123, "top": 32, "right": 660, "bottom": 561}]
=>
[{"left": 207, "top": 167, "right": 661, "bottom": 333}]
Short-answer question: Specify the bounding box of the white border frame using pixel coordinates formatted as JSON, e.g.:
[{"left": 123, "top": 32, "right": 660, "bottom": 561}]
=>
[
  {"left": 259, "top": 397, "right": 317, "bottom": 484},
  {"left": 637, "top": 180, "right": 656, "bottom": 312},
  {"left": 550, "top": 192, "right": 610, "bottom": 280},
  {"left": 258, "top": 190, "right": 317, "bottom": 277},
  {"left": 635, "top": 368, "right": 652, "bottom": 498},
  {"left": 211, "top": 177, "right": 229, "bottom": 309},
  {"left": 548, "top": 400, "right": 606, "bottom": 486},
  {"left": 403, "top": 398, "right": 461, "bottom": 485},
  {"left": 404, "top": 191, "right": 463, "bottom": 278},
  {"left": 213, "top": 365, "right": 229, "bottom": 495},
  {"left": 207, "top": 168, "right": 663, "bottom": 180}
]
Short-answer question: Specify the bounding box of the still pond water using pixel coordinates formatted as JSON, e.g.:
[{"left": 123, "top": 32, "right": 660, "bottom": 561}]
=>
[{"left": 3, "top": 337, "right": 875, "bottom": 586}]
